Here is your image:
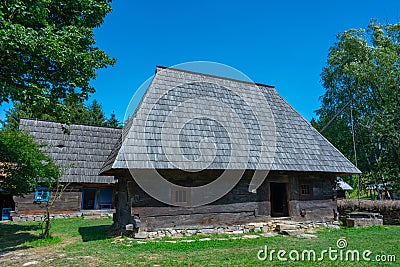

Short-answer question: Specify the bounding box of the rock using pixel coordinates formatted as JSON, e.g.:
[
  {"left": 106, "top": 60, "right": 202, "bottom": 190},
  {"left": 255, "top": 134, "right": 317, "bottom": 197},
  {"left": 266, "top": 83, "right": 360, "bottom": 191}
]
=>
[
  {"left": 164, "top": 240, "right": 177, "bottom": 243},
  {"left": 134, "top": 232, "right": 149, "bottom": 239},
  {"left": 254, "top": 227, "right": 262, "bottom": 233},
  {"left": 217, "top": 238, "right": 228, "bottom": 241},
  {"left": 262, "top": 227, "right": 271, "bottom": 233},
  {"left": 22, "top": 261, "right": 38, "bottom": 266},
  {"left": 171, "top": 233, "right": 183, "bottom": 239},
  {"left": 248, "top": 223, "right": 265, "bottom": 228},
  {"left": 199, "top": 229, "right": 214, "bottom": 235},
  {"left": 157, "top": 233, "right": 166, "bottom": 238},
  {"left": 111, "top": 238, "right": 124, "bottom": 244},
  {"left": 169, "top": 229, "right": 177, "bottom": 235},
  {"left": 297, "top": 234, "right": 317, "bottom": 239},
  {"left": 275, "top": 224, "right": 298, "bottom": 231},
  {"left": 181, "top": 239, "right": 195, "bottom": 243},
  {"left": 148, "top": 231, "right": 158, "bottom": 238},
  {"left": 231, "top": 230, "right": 244, "bottom": 234},
  {"left": 125, "top": 224, "right": 134, "bottom": 231},
  {"left": 242, "top": 234, "right": 260, "bottom": 239},
  {"left": 199, "top": 238, "right": 211, "bottom": 241},
  {"left": 186, "top": 230, "right": 197, "bottom": 235},
  {"left": 316, "top": 223, "right": 328, "bottom": 228},
  {"left": 260, "top": 233, "right": 278, "bottom": 238},
  {"left": 280, "top": 229, "right": 304, "bottom": 236},
  {"left": 137, "top": 241, "right": 147, "bottom": 244},
  {"left": 247, "top": 225, "right": 255, "bottom": 230},
  {"left": 326, "top": 224, "right": 340, "bottom": 229},
  {"left": 227, "top": 226, "right": 238, "bottom": 231},
  {"left": 216, "top": 228, "right": 225, "bottom": 234}
]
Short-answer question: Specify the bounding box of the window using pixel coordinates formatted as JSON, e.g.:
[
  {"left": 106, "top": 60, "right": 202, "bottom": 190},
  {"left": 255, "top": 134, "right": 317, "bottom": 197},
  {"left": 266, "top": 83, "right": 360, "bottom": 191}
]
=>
[
  {"left": 301, "top": 184, "right": 311, "bottom": 195},
  {"left": 300, "top": 184, "right": 312, "bottom": 199},
  {"left": 34, "top": 187, "right": 50, "bottom": 203},
  {"left": 171, "top": 188, "right": 191, "bottom": 204}
]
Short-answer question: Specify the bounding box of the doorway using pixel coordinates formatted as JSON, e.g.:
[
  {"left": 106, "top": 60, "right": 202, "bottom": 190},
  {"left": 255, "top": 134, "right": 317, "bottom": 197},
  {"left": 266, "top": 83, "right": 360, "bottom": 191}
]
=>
[
  {"left": 270, "top": 183, "right": 289, "bottom": 217},
  {"left": 82, "top": 188, "right": 97, "bottom": 210},
  {"left": 0, "top": 194, "right": 14, "bottom": 220}
]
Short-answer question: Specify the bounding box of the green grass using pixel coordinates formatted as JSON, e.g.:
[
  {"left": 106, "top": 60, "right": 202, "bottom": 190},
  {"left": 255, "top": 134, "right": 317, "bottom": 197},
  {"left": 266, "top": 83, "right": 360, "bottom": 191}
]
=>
[{"left": 1, "top": 218, "right": 399, "bottom": 266}]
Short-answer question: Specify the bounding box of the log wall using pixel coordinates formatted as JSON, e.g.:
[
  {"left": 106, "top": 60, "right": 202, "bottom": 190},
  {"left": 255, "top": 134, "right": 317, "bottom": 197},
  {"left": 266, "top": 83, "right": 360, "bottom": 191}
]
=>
[
  {"left": 113, "top": 170, "right": 337, "bottom": 231},
  {"left": 12, "top": 183, "right": 114, "bottom": 215}
]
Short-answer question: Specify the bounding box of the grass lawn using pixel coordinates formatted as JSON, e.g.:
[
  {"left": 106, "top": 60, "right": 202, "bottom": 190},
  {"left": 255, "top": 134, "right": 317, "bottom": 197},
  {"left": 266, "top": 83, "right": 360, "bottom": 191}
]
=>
[{"left": 0, "top": 218, "right": 399, "bottom": 266}]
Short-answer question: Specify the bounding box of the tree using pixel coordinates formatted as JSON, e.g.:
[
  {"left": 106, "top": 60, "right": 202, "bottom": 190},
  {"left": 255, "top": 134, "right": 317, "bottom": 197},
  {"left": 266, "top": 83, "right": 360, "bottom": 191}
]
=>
[
  {"left": 4, "top": 98, "right": 121, "bottom": 128},
  {"left": 0, "top": 0, "right": 115, "bottom": 123},
  {"left": 37, "top": 176, "right": 70, "bottom": 239},
  {"left": 315, "top": 20, "right": 400, "bottom": 194},
  {"left": 0, "top": 127, "right": 59, "bottom": 196},
  {"left": 107, "top": 111, "right": 121, "bottom": 128}
]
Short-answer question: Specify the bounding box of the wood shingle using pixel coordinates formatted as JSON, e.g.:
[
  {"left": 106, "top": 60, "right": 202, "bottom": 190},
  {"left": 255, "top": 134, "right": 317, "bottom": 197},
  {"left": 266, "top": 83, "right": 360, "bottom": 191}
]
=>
[
  {"left": 20, "top": 118, "right": 121, "bottom": 183},
  {"left": 100, "top": 66, "right": 360, "bottom": 175}
]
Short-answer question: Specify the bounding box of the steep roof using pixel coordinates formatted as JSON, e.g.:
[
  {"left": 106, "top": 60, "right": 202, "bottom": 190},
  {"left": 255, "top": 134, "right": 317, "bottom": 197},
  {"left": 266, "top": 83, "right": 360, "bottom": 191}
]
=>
[
  {"left": 20, "top": 118, "right": 121, "bottom": 183},
  {"left": 100, "top": 66, "right": 360, "bottom": 175}
]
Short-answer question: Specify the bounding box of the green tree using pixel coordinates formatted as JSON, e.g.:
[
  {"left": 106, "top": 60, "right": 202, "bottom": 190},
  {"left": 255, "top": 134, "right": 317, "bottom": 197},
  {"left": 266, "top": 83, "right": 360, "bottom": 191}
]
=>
[
  {"left": 315, "top": 20, "right": 400, "bottom": 194},
  {"left": 0, "top": 127, "right": 60, "bottom": 196},
  {"left": 4, "top": 98, "right": 121, "bottom": 128},
  {"left": 107, "top": 111, "right": 121, "bottom": 128},
  {"left": 85, "top": 99, "right": 107, "bottom": 126},
  {"left": 0, "top": 0, "right": 115, "bottom": 123}
]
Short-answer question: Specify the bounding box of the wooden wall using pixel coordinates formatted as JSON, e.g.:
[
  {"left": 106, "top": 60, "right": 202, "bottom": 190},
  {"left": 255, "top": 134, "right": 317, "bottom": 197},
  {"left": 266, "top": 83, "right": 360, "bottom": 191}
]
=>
[
  {"left": 12, "top": 183, "right": 115, "bottom": 215},
  {"left": 113, "top": 170, "right": 337, "bottom": 231},
  {"left": 13, "top": 184, "right": 82, "bottom": 215}
]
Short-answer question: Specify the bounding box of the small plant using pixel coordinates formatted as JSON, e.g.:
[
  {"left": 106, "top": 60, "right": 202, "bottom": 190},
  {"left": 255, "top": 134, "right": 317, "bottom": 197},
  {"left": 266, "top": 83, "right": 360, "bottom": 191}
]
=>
[{"left": 34, "top": 165, "right": 72, "bottom": 239}]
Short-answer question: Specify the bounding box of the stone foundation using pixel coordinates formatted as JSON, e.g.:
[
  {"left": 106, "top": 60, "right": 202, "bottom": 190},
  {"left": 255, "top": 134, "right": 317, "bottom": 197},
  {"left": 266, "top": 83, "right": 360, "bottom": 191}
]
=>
[
  {"left": 126, "top": 219, "right": 340, "bottom": 239},
  {"left": 10, "top": 209, "right": 114, "bottom": 222}
]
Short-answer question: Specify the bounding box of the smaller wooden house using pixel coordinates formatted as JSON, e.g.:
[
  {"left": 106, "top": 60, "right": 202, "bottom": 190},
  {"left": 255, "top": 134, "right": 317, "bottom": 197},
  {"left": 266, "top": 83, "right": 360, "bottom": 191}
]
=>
[{"left": 11, "top": 119, "right": 121, "bottom": 221}]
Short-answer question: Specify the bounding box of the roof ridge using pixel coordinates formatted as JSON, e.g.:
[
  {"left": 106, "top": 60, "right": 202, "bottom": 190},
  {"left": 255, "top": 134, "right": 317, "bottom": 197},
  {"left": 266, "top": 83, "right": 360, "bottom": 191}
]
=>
[
  {"left": 156, "top": 65, "right": 275, "bottom": 89},
  {"left": 20, "top": 117, "right": 122, "bottom": 131}
]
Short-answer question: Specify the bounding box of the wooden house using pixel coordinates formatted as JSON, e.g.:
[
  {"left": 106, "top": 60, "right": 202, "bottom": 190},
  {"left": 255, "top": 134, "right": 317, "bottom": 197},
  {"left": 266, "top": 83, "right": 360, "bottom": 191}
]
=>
[
  {"left": 11, "top": 119, "right": 121, "bottom": 220},
  {"left": 99, "top": 66, "right": 361, "bottom": 231}
]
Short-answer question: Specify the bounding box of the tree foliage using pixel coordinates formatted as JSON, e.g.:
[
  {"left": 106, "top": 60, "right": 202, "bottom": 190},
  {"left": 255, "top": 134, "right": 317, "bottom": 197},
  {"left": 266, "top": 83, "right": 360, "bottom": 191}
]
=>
[
  {"left": 0, "top": 0, "right": 115, "bottom": 122},
  {"left": 0, "top": 127, "right": 60, "bottom": 196},
  {"left": 5, "top": 98, "right": 122, "bottom": 128},
  {"left": 315, "top": 20, "right": 400, "bottom": 192}
]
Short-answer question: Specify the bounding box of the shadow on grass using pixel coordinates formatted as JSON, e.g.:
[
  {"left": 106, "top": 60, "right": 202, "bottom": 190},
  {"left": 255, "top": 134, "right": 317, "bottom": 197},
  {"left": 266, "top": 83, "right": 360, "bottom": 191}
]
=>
[
  {"left": 78, "top": 225, "right": 111, "bottom": 242},
  {"left": 0, "top": 223, "right": 41, "bottom": 253}
]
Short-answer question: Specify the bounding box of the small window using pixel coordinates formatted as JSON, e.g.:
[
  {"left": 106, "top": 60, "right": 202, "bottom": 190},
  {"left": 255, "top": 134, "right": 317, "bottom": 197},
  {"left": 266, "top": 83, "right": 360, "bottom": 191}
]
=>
[
  {"left": 34, "top": 187, "right": 50, "bottom": 203},
  {"left": 171, "top": 188, "right": 191, "bottom": 204},
  {"left": 301, "top": 184, "right": 311, "bottom": 196}
]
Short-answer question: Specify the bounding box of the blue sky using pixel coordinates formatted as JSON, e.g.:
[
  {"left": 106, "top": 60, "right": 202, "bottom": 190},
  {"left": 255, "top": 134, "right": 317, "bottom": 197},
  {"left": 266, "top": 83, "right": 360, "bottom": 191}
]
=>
[{"left": 2, "top": 1, "right": 399, "bottom": 123}]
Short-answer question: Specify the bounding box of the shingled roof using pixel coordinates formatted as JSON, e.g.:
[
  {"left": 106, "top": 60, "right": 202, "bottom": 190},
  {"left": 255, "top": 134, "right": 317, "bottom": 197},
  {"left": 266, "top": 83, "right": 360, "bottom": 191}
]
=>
[
  {"left": 20, "top": 118, "right": 121, "bottom": 183},
  {"left": 100, "top": 66, "right": 360, "bottom": 175}
]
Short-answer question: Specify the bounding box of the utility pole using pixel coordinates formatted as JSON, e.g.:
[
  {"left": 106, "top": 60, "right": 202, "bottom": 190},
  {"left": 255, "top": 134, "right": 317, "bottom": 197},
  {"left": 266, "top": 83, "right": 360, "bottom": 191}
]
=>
[{"left": 350, "top": 105, "right": 359, "bottom": 205}]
